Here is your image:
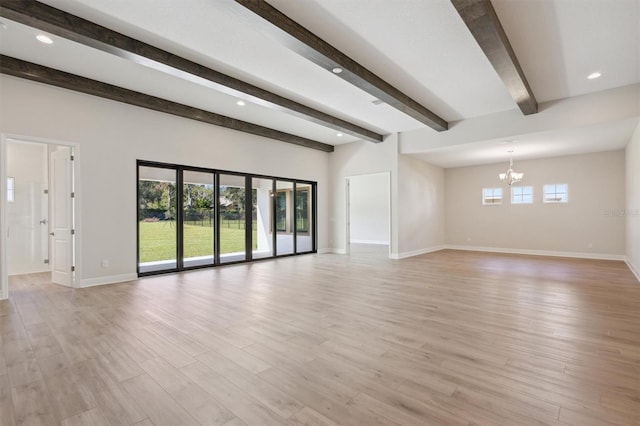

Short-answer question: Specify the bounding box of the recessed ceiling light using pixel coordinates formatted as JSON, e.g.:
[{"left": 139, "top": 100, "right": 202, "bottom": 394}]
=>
[
  {"left": 332, "top": 67, "right": 343, "bottom": 74},
  {"left": 587, "top": 72, "right": 602, "bottom": 80},
  {"left": 236, "top": 100, "right": 245, "bottom": 106},
  {"left": 36, "top": 34, "right": 53, "bottom": 44},
  {"left": 336, "top": 132, "right": 343, "bottom": 137}
]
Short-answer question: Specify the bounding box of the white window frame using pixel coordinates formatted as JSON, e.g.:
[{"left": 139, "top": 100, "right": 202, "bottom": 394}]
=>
[
  {"left": 7, "top": 177, "right": 14, "bottom": 203},
  {"left": 543, "top": 183, "right": 568, "bottom": 203},
  {"left": 482, "top": 187, "right": 503, "bottom": 205},
  {"left": 511, "top": 185, "right": 533, "bottom": 204}
]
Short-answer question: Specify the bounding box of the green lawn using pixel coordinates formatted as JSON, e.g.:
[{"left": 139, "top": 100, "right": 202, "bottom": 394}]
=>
[{"left": 139, "top": 221, "right": 257, "bottom": 263}]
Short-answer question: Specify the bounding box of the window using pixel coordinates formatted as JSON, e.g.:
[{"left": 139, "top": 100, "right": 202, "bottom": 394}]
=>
[
  {"left": 511, "top": 186, "right": 533, "bottom": 204},
  {"left": 274, "top": 187, "right": 311, "bottom": 233},
  {"left": 543, "top": 183, "right": 568, "bottom": 203},
  {"left": 482, "top": 187, "right": 503, "bottom": 205},
  {"left": 7, "top": 177, "right": 14, "bottom": 202},
  {"left": 296, "top": 188, "right": 310, "bottom": 233},
  {"left": 275, "top": 191, "right": 288, "bottom": 232}
]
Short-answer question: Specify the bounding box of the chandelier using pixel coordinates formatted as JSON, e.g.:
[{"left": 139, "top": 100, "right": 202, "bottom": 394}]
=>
[{"left": 498, "top": 150, "right": 523, "bottom": 186}]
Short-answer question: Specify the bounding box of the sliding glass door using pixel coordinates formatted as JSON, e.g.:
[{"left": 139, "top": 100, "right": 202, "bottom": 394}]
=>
[
  {"left": 138, "top": 165, "right": 177, "bottom": 273},
  {"left": 137, "top": 161, "right": 316, "bottom": 276},
  {"left": 296, "top": 183, "right": 314, "bottom": 253},
  {"left": 219, "top": 174, "right": 247, "bottom": 263},
  {"left": 275, "top": 181, "right": 294, "bottom": 255},
  {"left": 183, "top": 170, "right": 215, "bottom": 268},
  {"left": 252, "top": 177, "right": 274, "bottom": 259}
]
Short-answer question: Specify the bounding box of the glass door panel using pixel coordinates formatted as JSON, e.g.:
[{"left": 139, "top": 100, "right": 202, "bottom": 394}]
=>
[
  {"left": 7, "top": 182, "right": 48, "bottom": 275},
  {"left": 252, "top": 178, "right": 274, "bottom": 259},
  {"left": 275, "top": 181, "right": 294, "bottom": 255},
  {"left": 183, "top": 170, "right": 215, "bottom": 268},
  {"left": 219, "top": 174, "right": 246, "bottom": 263},
  {"left": 138, "top": 166, "right": 177, "bottom": 273},
  {"left": 296, "top": 183, "right": 313, "bottom": 253}
]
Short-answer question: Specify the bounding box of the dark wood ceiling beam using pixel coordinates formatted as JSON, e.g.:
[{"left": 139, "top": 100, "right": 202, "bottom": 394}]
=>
[
  {"left": 451, "top": 0, "right": 538, "bottom": 115},
  {"left": 0, "top": 55, "right": 334, "bottom": 152},
  {"left": 233, "top": 0, "right": 449, "bottom": 132},
  {"left": 0, "top": 1, "right": 381, "bottom": 143}
]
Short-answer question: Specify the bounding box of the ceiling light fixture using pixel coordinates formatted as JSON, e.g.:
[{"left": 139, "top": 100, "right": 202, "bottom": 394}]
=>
[
  {"left": 336, "top": 132, "right": 343, "bottom": 137},
  {"left": 498, "top": 150, "right": 523, "bottom": 186},
  {"left": 331, "top": 67, "right": 343, "bottom": 74},
  {"left": 236, "top": 100, "right": 245, "bottom": 106},
  {"left": 587, "top": 72, "right": 602, "bottom": 80},
  {"left": 36, "top": 34, "right": 53, "bottom": 44}
]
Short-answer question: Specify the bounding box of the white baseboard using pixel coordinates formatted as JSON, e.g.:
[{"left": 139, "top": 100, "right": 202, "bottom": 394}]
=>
[
  {"left": 445, "top": 245, "right": 626, "bottom": 261},
  {"left": 390, "top": 245, "right": 446, "bottom": 260},
  {"left": 8, "top": 268, "right": 51, "bottom": 276},
  {"left": 625, "top": 257, "right": 640, "bottom": 283},
  {"left": 350, "top": 240, "right": 390, "bottom": 245},
  {"left": 79, "top": 273, "right": 137, "bottom": 288},
  {"left": 318, "top": 248, "right": 347, "bottom": 254}
]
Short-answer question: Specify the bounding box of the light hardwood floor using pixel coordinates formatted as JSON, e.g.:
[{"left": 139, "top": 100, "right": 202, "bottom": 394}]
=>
[{"left": 1, "top": 249, "right": 639, "bottom": 426}]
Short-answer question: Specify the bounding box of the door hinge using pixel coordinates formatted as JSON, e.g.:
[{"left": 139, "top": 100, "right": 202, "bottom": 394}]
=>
[
  {"left": 70, "top": 155, "right": 74, "bottom": 161},
  {"left": 43, "top": 189, "right": 49, "bottom": 194},
  {"left": 71, "top": 229, "right": 75, "bottom": 235},
  {"left": 71, "top": 192, "right": 75, "bottom": 198},
  {"left": 71, "top": 266, "right": 75, "bottom": 272},
  {"left": 44, "top": 259, "right": 49, "bottom": 264}
]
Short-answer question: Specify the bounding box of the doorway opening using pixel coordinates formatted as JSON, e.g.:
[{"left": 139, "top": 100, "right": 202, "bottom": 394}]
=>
[
  {"left": 346, "top": 172, "right": 391, "bottom": 258},
  {"left": 1, "top": 135, "right": 78, "bottom": 299}
]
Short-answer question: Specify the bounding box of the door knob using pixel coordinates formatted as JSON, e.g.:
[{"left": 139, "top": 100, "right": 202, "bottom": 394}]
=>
[
  {"left": 40, "top": 219, "right": 48, "bottom": 225},
  {"left": 49, "top": 232, "right": 55, "bottom": 236}
]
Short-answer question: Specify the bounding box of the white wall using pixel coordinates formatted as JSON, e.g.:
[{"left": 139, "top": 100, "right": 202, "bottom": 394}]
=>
[
  {"left": 328, "top": 135, "right": 398, "bottom": 255},
  {"left": 0, "top": 75, "right": 330, "bottom": 289},
  {"left": 396, "top": 154, "right": 446, "bottom": 258},
  {"left": 348, "top": 173, "right": 390, "bottom": 245},
  {"left": 626, "top": 122, "right": 640, "bottom": 280},
  {"left": 445, "top": 150, "right": 626, "bottom": 258}
]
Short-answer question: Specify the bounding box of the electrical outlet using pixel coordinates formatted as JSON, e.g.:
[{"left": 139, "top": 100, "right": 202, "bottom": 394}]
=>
[
  {"left": 101, "top": 259, "right": 109, "bottom": 268},
  {"left": 587, "top": 242, "right": 593, "bottom": 249}
]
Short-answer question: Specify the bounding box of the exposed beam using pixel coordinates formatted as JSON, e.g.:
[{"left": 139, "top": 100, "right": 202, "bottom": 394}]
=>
[
  {"left": 451, "top": 0, "right": 538, "bottom": 115},
  {"left": 0, "top": 55, "right": 334, "bottom": 152},
  {"left": 0, "top": 0, "right": 381, "bottom": 143},
  {"left": 233, "top": 0, "right": 449, "bottom": 132}
]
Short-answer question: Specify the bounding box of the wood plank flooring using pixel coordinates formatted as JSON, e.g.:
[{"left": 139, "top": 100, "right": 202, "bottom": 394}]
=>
[{"left": 1, "top": 248, "right": 639, "bottom": 425}]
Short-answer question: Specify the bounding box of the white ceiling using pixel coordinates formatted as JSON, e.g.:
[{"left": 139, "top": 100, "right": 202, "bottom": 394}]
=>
[
  {"left": 414, "top": 117, "right": 639, "bottom": 168},
  {"left": 493, "top": 0, "right": 640, "bottom": 103},
  {"left": 1, "top": 0, "right": 638, "bottom": 159},
  {"left": 0, "top": 18, "right": 361, "bottom": 145}
]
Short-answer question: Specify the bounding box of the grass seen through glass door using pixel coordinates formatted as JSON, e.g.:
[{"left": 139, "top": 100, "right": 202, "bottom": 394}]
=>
[{"left": 139, "top": 220, "right": 256, "bottom": 263}]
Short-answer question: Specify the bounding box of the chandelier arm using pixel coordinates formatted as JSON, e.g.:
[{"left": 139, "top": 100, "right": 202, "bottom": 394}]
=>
[{"left": 498, "top": 150, "right": 523, "bottom": 185}]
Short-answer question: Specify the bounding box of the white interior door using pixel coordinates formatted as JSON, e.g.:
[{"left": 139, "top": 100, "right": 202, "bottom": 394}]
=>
[{"left": 51, "top": 147, "right": 73, "bottom": 287}]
